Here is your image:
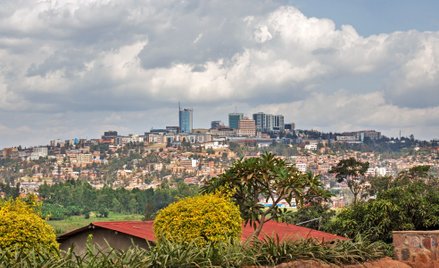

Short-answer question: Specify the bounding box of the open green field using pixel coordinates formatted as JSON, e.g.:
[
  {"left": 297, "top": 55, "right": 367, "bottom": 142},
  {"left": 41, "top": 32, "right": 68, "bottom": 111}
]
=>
[{"left": 47, "top": 213, "right": 143, "bottom": 235}]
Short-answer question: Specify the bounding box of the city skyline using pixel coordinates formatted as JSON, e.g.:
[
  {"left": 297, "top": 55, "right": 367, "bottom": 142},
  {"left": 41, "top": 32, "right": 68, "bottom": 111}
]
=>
[{"left": 1, "top": 1, "right": 439, "bottom": 148}]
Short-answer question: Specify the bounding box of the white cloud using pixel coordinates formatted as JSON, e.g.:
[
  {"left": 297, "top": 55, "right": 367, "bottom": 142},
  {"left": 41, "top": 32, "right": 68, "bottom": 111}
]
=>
[{"left": 0, "top": 0, "right": 439, "bottom": 147}]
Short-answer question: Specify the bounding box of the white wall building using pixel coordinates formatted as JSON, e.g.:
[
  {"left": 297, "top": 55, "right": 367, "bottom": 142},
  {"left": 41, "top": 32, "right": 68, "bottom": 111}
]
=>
[
  {"left": 30, "top": 147, "right": 48, "bottom": 160},
  {"left": 295, "top": 163, "right": 307, "bottom": 173}
]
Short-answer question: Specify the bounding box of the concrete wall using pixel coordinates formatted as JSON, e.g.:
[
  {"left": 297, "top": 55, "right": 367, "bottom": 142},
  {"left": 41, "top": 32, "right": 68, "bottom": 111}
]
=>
[
  {"left": 393, "top": 230, "right": 439, "bottom": 268},
  {"left": 59, "top": 227, "right": 150, "bottom": 255}
]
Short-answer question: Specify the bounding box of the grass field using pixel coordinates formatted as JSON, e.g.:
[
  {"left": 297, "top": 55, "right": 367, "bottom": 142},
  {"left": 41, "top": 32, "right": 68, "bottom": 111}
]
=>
[{"left": 47, "top": 213, "right": 143, "bottom": 235}]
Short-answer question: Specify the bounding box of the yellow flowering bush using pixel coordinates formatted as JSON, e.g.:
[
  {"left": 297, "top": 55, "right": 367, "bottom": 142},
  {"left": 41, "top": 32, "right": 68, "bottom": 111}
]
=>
[
  {"left": 154, "top": 194, "right": 242, "bottom": 245},
  {"left": 0, "top": 198, "right": 58, "bottom": 253}
]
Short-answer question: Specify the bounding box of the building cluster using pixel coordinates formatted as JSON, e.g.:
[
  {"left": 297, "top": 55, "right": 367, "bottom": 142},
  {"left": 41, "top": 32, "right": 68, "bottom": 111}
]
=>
[
  {"left": 216, "top": 111, "right": 287, "bottom": 137},
  {"left": 1, "top": 105, "right": 438, "bottom": 208},
  {"left": 2, "top": 131, "right": 437, "bottom": 208},
  {"left": 174, "top": 106, "right": 291, "bottom": 138}
]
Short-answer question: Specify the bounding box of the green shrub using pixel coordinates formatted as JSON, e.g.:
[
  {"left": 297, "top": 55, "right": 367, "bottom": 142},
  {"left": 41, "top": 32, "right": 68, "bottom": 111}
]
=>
[
  {"left": 0, "top": 198, "right": 58, "bottom": 254},
  {"left": 326, "top": 180, "right": 439, "bottom": 242},
  {"left": 249, "top": 235, "right": 391, "bottom": 266},
  {"left": 42, "top": 203, "right": 67, "bottom": 220},
  {"left": 0, "top": 237, "right": 390, "bottom": 267},
  {"left": 154, "top": 194, "right": 242, "bottom": 245}
]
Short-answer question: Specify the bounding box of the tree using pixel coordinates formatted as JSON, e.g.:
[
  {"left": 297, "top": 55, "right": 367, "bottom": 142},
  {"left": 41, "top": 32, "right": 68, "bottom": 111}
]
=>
[
  {"left": 396, "top": 165, "right": 432, "bottom": 184},
  {"left": 280, "top": 172, "right": 333, "bottom": 230},
  {"left": 327, "top": 174, "right": 439, "bottom": 243},
  {"left": 154, "top": 194, "right": 242, "bottom": 245},
  {"left": 42, "top": 203, "right": 67, "bottom": 220},
  {"left": 327, "top": 199, "right": 403, "bottom": 242},
  {"left": 329, "top": 157, "right": 369, "bottom": 204},
  {"left": 202, "top": 152, "right": 330, "bottom": 237},
  {"left": 368, "top": 175, "right": 393, "bottom": 196},
  {"left": 283, "top": 203, "right": 335, "bottom": 230}
]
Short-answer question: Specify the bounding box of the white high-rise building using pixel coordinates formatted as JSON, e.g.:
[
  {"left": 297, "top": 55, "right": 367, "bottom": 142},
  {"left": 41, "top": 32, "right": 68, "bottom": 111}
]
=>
[{"left": 252, "top": 112, "right": 285, "bottom": 132}]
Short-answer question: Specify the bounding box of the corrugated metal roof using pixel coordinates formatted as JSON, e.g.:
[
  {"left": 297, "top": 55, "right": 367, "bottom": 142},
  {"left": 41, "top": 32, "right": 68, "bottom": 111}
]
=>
[
  {"left": 241, "top": 220, "right": 347, "bottom": 242},
  {"left": 58, "top": 220, "right": 347, "bottom": 242},
  {"left": 94, "top": 221, "right": 156, "bottom": 242}
]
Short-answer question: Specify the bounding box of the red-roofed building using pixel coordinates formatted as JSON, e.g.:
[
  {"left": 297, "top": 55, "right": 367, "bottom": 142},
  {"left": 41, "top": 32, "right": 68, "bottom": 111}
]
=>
[
  {"left": 58, "top": 220, "right": 346, "bottom": 254},
  {"left": 240, "top": 221, "right": 346, "bottom": 242}
]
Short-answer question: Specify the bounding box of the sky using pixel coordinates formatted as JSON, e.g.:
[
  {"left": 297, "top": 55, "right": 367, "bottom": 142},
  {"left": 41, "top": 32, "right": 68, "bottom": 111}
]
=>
[{"left": 1, "top": 0, "right": 439, "bottom": 148}]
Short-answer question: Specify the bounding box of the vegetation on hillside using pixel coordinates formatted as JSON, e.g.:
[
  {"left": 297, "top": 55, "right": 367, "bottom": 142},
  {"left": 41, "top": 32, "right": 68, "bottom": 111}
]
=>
[{"left": 38, "top": 180, "right": 198, "bottom": 220}]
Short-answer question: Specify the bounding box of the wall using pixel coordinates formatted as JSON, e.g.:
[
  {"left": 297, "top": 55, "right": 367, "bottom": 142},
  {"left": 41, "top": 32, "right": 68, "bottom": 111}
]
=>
[
  {"left": 59, "top": 227, "right": 150, "bottom": 255},
  {"left": 393, "top": 230, "right": 439, "bottom": 268}
]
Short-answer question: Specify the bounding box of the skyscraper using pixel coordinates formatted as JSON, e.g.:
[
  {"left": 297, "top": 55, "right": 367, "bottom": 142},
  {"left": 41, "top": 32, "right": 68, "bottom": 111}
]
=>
[
  {"left": 273, "top": 115, "right": 285, "bottom": 132},
  {"left": 228, "top": 113, "right": 243, "bottom": 129},
  {"left": 253, "top": 112, "right": 263, "bottom": 132},
  {"left": 252, "top": 112, "right": 285, "bottom": 132},
  {"left": 179, "top": 105, "right": 193, "bottom": 133}
]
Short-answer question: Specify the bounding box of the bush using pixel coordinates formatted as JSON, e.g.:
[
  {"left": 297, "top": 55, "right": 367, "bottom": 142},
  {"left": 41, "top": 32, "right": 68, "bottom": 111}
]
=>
[
  {"left": 0, "top": 236, "right": 391, "bottom": 267},
  {"left": 42, "top": 203, "right": 67, "bottom": 220},
  {"left": 154, "top": 194, "right": 242, "bottom": 245},
  {"left": 0, "top": 198, "right": 59, "bottom": 253},
  {"left": 250, "top": 235, "right": 392, "bottom": 266},
  {"left": 327, "top": 180, "right": 439, "bottom": 242}
]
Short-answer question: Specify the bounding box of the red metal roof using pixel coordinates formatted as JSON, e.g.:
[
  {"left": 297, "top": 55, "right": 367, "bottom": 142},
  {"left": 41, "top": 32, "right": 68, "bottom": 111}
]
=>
[
  {"left": 93, "top": 221, "right": 156, "bottom": 242},
  {"left": 241, "top": 221, "right": 347, "bottom": 242},
  {"left": 64, "top": 220, "right": 346, "bottom": 242}
]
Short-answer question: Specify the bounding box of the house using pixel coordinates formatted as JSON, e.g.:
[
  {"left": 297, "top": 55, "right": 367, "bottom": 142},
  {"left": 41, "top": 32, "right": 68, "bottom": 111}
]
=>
[
  {"left": 57, "top": 220, "right": 347, "bottom": 254},
  {"left": 58, "top": 221, "right": 154, "bottom": 254}
]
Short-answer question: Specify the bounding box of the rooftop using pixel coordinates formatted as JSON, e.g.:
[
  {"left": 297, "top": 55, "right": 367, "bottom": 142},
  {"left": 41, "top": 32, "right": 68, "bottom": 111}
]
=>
[{"left": 58, "top": 220, "right": 347, "bottom": 243}]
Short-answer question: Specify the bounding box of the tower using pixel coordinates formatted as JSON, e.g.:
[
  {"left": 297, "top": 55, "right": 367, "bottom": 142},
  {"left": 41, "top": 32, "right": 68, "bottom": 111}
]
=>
[
  {"left": 179, "top": 105, "right": 193, "bottom": 134},
  {"left": 228, "top": 113, "right": 243, "bottom": 129}
]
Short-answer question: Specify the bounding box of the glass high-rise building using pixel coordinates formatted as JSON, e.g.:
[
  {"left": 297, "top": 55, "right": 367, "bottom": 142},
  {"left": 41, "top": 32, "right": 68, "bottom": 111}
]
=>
[
  {"left": 211, "top": 120, "right": 223, "bottom": 129},
  {"left": 228, "top": 113, "right": 243, "bottom": 129},
  {"left": 179, "top": 107, "right": 193, "bottom": 133}
]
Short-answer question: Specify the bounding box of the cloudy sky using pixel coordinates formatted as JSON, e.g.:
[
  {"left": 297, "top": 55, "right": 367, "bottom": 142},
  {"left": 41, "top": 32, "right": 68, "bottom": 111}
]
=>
[{"left": 1, "top": 0, "right": 439, "bottom": 148}]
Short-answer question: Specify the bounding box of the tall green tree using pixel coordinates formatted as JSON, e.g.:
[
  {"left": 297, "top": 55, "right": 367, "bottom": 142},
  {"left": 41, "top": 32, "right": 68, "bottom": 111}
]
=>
[
  {"left": 202, "top": 152, "right": 330, "bottom": 237},
  {"left": 330, "top": 157, "right": 369, "bottom": 204},
  {"left": 328, "top": 166, "right": 439, "bottom": 242}
]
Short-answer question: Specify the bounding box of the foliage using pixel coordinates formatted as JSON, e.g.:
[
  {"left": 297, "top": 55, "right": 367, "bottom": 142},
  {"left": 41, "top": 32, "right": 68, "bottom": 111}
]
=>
[
  {"left": 327, "top": 172, "right": 439, "bottom": 242},
  {"left": 48, "top": 213, "right": 144, "bottom": 235},
  {"left": 329, "top": 157, "right": 369, "bottom": 204},
  {"left": 146, "top": 238, "right": 252, "bottom": 267},
  {"left": 326, "top": 200, "right": 406, "bottom": 242},
  {"left": 42, "top": 203, "right": 68, "bottom": 220},
  {"left": 0, "top": 235, "right": 391, "bottom": 267},
  {"left": 396, "top": 165, "right": 432, "bottom": 182},
  {"left": 368, "top": 175, "right": 393, "bottom": 196},
  {"left": 250, "top": 235, "right": 391, "bottom": 266},
  {"left": 202, "top": 152, "right": 331, "bottom": 237},
  {"left": 377, "top": 180, "right": 439, "bottom": 230},
  {"left": 281, "top": 204, "right": 335, "bottom": 230},
  {"left": 38, "top": 180, "right": 198, "bottom": 220},
  {"left": 0, "top": 198, "right": 58, "bottom": 254},
  {"left": 0, "top": 182, "right": 20, "bottom": 199},
  {"left": 154, "top": 194, "right": 242, "bottom": 245}
]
